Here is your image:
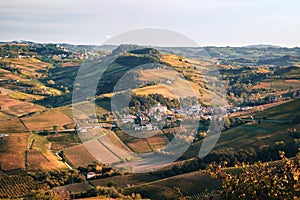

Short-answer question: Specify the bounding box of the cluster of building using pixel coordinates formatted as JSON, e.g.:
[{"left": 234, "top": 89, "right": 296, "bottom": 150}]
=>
[{"left": 121, "top": 103, "right": 215, "bottom": 131}]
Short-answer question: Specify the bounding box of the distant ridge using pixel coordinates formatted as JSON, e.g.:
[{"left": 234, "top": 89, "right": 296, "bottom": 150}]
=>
[{"left": 243, "top": 44, "right": 282, "bottom": 49}]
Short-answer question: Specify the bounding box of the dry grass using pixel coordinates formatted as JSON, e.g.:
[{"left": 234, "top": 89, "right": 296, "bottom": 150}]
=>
[
  {"left": 21, "top": 110, "right": 73, "bottom": 131},
  {"left": 0, "top": 133, "right": 29, "bottom": 171}
]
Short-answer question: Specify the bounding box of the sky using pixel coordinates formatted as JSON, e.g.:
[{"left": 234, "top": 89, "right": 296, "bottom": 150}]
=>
[{"left": 1, "top": 0, "right": 300, "bottom": 47}]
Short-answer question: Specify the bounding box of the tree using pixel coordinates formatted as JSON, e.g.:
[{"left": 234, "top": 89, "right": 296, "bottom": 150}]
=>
[{"left": 53, "top": 125, "right": 59, "bottom": 134}]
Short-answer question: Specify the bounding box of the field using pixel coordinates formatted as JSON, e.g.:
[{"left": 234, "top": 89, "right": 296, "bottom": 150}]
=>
[
  {"left": 28, "top": 134, "right": 67, "bottom": 171},
  {"left": 90, "top": 173, "right": 162, "bottom": 188},
  {"left": 253, "top": 81, "right": 271, "bottom": 89},
  {"left": 124, "top": 170, "right": 221, "bottom": 200},
  {"left": 104, "top": 131, "right": 133, "bottom": 152},
  {"left": 127, "top": 139, "right": 153, "bottom": 153},
  {"left": 98, "top": 134, "right": 133, "bottom": 161},
  {"left": 53, "top": 181, "right": 93, "bottom": 194},
  {"left": 63, "top": 132, "right": 134, "bottom": 167},
  {"left": 254, "top": 98, "right": 300, "bottom": 120},
  {"left": 84, "top": 140, "right": 121, "bottom": 164},
  {"left": 9, "top": 91, "right": 45, "bottom": 101},
  {"left": 0, "top": 115, "right": 27, "bottom": 133},
  {"left": 146, "top": 133, "right": 170, "bottom": 150},
  {"left": 0, "top": 133, "right": 29, "bottom": 171},
  {"left": 0, "top": 94, "right": 44, "bottom": 117},
  {"left": 21, "top": 109, "right": 73, "bottom": 131},
  {"left": 27, "top": 149, "right": 52, "bottom": 171},
  {"left": 57, "top": 103, "right": 108, "bottom": 120},
  {"left": 0, "top": 175, "right": 46, "bottom": 198},
  {"left": 64, "top": 144, "right": 97, "bottom": 168},
  {"left": 269, "top": 79, "right": 300, "bottom": 90},
  {"left": 2, "top": 58, "right": 50, "bottom": 78},
  {"left": 285, "top": 79, "right": 300, "bottom": 83},
  {"left": 114, "top": 130, "right": 153, "bottom": 153}
]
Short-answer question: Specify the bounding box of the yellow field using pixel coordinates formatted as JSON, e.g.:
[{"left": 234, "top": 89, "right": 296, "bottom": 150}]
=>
[{"left": 21, "top": 110, "right": 73, "bottom": 131}]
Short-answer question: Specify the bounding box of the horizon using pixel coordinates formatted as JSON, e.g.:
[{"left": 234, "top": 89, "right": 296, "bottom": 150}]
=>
[{"left": 0, "top": 40, "right": 298, "bottom": 48}]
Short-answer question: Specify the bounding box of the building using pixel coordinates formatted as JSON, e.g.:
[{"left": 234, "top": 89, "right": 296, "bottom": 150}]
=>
[
  {"left": 122, "top": 114, "right": 136, "bottom": 123},
  {"left": 87, "top": 172, "right": 96, "bottom": 179},
  {"left": 150, "top": 103, "right": 167, "bottom": 114}
]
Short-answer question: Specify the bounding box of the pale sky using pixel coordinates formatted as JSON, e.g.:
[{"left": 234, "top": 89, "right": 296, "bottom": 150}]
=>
[{"left": 1, "top": 0, "right": 300, "bottom": 47}]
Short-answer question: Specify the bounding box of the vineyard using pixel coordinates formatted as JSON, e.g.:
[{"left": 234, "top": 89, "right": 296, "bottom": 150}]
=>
[
  {"left": 0, "top": 175, "right": 46, "bottom": 198},
  {"left": 0, "top": 133, "right": 29, "bottom": 171},
  {"left": 124, "top": 171, "right": 222, "bottom": 200},
  {"left": 64, "top": 144, "right": 96, "bottom": 168}
]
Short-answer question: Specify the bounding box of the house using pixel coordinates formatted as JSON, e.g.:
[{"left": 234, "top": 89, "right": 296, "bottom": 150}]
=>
[{"left": 87, "top": 172, "right": 96, "bottom": 179}]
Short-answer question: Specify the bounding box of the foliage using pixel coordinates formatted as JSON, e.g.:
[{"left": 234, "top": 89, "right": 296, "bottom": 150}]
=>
[{"left": 208, "top": 151, "right": 300, "bottom": 200}]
